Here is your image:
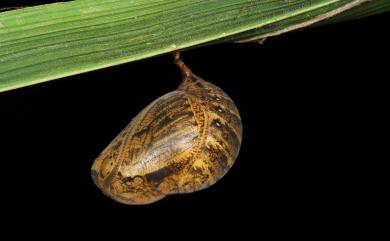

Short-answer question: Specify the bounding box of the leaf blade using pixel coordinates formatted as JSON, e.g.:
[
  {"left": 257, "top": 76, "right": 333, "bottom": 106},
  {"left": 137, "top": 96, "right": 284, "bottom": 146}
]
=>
[{"left": 0, "top": 0, "right": 388, "bottom": 92}]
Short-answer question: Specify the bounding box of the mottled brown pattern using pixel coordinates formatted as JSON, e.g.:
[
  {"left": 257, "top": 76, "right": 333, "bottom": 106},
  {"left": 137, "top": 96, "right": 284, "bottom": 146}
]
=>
[{"left": 91, "top": 53, "right": 243, "bottom": 205}]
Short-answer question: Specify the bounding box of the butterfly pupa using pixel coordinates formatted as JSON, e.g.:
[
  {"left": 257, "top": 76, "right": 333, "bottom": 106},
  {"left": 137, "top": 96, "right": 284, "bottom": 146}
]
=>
[{"left": 91, "top": 52, "right": 242, "bottom": 205}]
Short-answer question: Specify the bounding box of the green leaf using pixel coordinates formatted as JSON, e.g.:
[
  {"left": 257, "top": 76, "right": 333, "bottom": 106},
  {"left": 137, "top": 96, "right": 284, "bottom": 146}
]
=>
[{"left": 0, "top": 0, "right": 388, "bottom": 92}]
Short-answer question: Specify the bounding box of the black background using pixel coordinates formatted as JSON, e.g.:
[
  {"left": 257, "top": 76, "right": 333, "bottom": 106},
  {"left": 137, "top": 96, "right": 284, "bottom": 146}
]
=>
[{"left": 1, "top": 1, "right": 389, "bottom": 240}]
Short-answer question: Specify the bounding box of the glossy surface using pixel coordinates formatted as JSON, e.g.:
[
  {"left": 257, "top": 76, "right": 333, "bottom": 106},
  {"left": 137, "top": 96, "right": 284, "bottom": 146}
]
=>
[{"left": 91, "top": 54, "right": 242, "bottom": 204}]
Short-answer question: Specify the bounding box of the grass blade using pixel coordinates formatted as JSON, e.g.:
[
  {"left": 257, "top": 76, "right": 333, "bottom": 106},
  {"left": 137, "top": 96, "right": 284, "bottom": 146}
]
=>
[{"left": 0, "top": 0, "right": 388, "bottom": 92}]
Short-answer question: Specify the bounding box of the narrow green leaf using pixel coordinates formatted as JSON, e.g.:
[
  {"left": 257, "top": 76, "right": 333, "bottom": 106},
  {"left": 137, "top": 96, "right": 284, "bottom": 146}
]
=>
[{"left": 0, "top": 0, "right": 388, "bottom": 92}]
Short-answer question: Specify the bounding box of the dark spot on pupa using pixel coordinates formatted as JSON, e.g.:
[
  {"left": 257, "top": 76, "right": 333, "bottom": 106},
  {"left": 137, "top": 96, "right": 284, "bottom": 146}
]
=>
[
  {"left": 195, "top": 82, "right": 204, "bottom": 88},
  {"left": 145, "top": 166, "right": 176, "bottom": 185},
  {"left": 212, "top": 119, "right": 222, "bottom": 128},
  {"left": 122, "top": 175, "right": 140, "bottom": 183},
  {"left": 211, "top": 105, "right": 224, "bottom": 114},
  {"left": 133, "top": 127, "right": 149, "bottom": 138},
  {"left": 112, "top": 141, "right": 122, "bottom": 150},
  {"left": 157, "top": 115, "right": 173, "bottom": 129}
]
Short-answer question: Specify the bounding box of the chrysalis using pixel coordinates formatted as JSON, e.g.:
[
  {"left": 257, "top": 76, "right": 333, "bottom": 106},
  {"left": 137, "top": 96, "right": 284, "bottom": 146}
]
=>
[{"left": 91, "top": 53, "right": 242, "bottom": 204}]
